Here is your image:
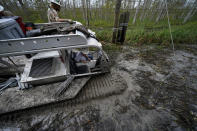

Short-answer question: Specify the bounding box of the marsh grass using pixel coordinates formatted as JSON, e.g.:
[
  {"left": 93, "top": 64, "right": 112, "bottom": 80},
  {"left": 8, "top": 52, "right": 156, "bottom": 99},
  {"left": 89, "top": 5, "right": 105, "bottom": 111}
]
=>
[
  {"left": 94, "top": 21, "right": 197, "bottom": 45},
  {"left": 23, "top": 10, "right": 197, "bottom": 46}
]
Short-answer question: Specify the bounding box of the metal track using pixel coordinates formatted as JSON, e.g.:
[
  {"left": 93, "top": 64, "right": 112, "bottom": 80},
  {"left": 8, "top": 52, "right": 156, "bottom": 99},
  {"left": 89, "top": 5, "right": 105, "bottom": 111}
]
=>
[{"left": 0, "top": 73, "right": 127, "bottom": 121}]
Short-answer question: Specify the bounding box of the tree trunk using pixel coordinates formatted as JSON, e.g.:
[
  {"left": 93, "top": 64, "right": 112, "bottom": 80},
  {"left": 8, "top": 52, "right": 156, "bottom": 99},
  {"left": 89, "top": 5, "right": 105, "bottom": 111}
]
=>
[
  {"left": 140, "top": 0, "right": 147, "bottom": 21},
  {"left": 18, "top": 0, "right": 24, "bottom": 8},
  {"left": 156, "top": 1, "right": 164, "bottom": 23},
  {"left": 17, "top": 0, "right": 29, "bottom": 17},
  {"left": 144, "top": 0, "right": 152, "bottom": 20},
  {"left": 73, "top": 0, "right": 76, "bottom": 19},
  {"left": 112, "top": 0, "right": 122, "bottom": 43},
  {"left": 183, "top": 0, "right": 197, "bottom": 23},
  {"left": 150, "top": 0, "right": 158, "bottom": 21},
  {"left": 132, "top": 0, "right": 135, "bottom": 9},
  {"left": 81, "top": 0, "right": 87, "bottom": 24},
  {"left": 101, "top": 0, "right": 105, "bottom": 19},
  {"left": 85, "top": 0, "right": 90, "bottom": 27},
  {"left": 181, "top": 0, "right": 190, "bottom": 18},
  {"left": 133, "top": 0, "right": 141, "bottom": 24},
  {"left": 191, "top": 6, "right": 197, "bottom": 17},
  {"left": 88, "top": 0, "right": 92, "bottom": 20}
]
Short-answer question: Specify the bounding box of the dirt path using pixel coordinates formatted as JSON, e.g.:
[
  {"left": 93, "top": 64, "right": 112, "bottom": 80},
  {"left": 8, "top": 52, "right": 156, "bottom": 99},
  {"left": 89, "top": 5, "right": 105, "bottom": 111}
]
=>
[{"left": 0, "top": 44, "right": 197, "bottom": 131}]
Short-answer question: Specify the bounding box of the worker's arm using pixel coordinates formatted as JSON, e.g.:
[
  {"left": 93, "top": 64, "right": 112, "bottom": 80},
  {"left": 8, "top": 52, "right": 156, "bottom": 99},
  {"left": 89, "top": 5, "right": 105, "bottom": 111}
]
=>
[
  {"left": 82, "top": 53, "right": 91, "bottom": 61},
  {"left": 3, "top": 11, "right": 14, "bottom": 16},
  {"left": 57, "top": 18, "right": 73, "bottom": 23},
  {"left": 48, "top": 9, "right": 73, "bottom": 23}
]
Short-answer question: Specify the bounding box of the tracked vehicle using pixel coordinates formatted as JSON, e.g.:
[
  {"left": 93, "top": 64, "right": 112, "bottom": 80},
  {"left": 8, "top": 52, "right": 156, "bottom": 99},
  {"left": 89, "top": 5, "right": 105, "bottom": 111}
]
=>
[{"left": 0, "top": 18, "right": 110, "bottom": 115}]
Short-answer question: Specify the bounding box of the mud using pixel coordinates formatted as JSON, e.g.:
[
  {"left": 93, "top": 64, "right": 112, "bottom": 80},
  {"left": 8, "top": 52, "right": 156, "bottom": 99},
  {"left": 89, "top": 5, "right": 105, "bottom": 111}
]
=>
[{"left": 0, "top": 44, "right": 197, "bottom": 131}]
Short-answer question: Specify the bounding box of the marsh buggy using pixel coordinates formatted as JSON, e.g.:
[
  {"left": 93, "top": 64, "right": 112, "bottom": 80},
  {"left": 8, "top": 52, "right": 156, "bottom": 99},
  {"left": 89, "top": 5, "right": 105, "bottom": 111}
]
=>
[{"left": 0, "top": 19, "right": 110, "bottom": 115}]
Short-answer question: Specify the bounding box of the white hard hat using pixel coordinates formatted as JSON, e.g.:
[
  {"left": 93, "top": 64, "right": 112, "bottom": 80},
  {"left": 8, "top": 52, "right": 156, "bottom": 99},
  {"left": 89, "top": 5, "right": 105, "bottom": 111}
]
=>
[
  {"left": 0, "top": 5, "right": 4, "bottom": 12},
  {"left": 50, "top": 0, "right": 61, "bottom": 6}
]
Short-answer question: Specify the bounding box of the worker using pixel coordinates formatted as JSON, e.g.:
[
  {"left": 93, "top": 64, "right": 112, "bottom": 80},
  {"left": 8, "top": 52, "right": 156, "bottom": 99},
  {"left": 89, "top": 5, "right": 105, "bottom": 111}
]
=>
[
  {"left": 0, "top": 5, "right": 14, "bottom": 18},
  {"left": 48, "top": 0, "right": 72, "bottom": 23}
]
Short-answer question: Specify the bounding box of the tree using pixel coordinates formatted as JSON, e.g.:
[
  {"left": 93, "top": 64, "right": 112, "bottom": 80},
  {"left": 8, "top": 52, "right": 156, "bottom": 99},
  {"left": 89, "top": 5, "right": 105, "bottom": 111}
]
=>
[
  {"left": 156, "top": 0, "right": 165, "bottom": 23},
  {"left": 183, "top": 0, "right": 197, "bottom": 23},
  {"left": 85, "top": 0, "right": 90, "bottom": 26},
  {"left": 72, "top": 0, "right": 76, "bottom": 19},
  {"left": 133, "top": 0, "right": 141, "bottom": 24},
  {"left": 112, "top": 0, "right": 122, "bottom": 43},
  {"left": 140, "top": 0, "right": 147, "bottom": 21},
  {"left": 81, "top": 0, "right": 87, "bottom": 24}
]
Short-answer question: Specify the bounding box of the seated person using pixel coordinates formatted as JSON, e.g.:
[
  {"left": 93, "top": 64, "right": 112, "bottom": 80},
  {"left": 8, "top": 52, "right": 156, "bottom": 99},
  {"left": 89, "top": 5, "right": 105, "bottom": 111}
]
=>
[
  {"left": 72, "top": 51, "right": 92, "bottom": 63},
  {"left": 48, "top": 0, "right": 72, "bottom": 23},
  {"left": 69, "top": 50, "right": 92, "bottom": 74}
]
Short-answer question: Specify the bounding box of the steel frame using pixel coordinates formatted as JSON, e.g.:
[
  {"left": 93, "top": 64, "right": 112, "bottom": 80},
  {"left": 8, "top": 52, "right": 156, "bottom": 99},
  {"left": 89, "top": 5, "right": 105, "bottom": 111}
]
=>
[{"left": 0, "top": 22, "right": 109, "bottom": 89}]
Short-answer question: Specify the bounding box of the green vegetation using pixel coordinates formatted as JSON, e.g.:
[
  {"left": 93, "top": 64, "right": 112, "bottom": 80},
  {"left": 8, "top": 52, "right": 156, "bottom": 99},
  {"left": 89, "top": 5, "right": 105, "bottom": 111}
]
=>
[
  {"left": 20, "top": 9, "right": 197, "bottom": 45},
  {"left": 95, "top": 20, "right": 197, "bottom": 45},
  {"left": 11, "top": 4, "right": 197, "bottom": 45}
]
